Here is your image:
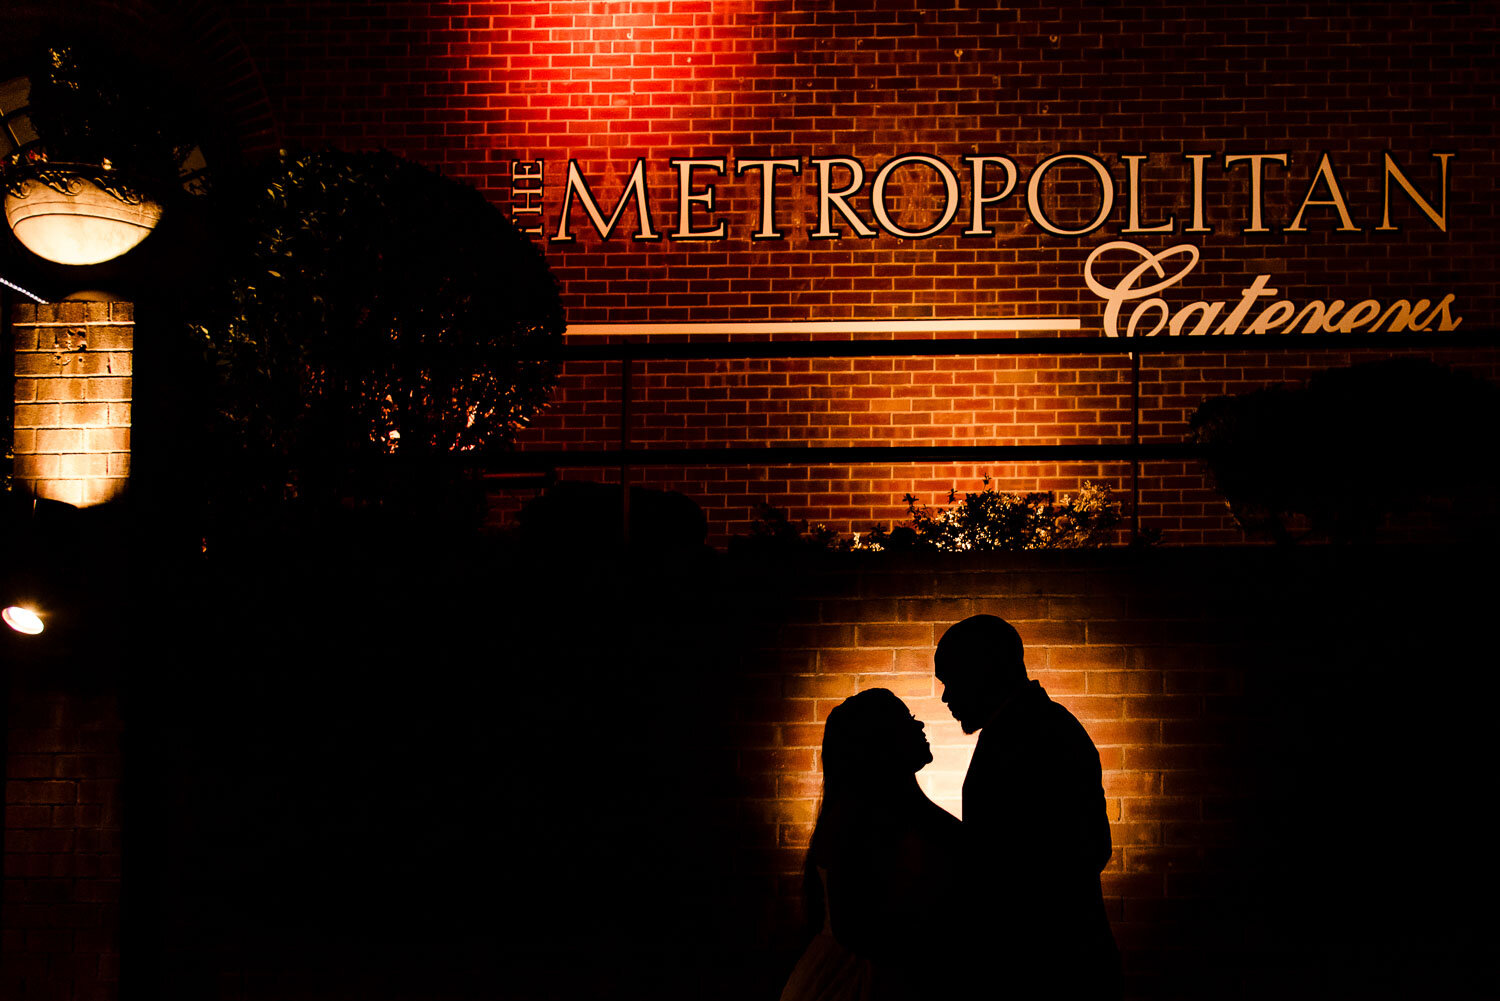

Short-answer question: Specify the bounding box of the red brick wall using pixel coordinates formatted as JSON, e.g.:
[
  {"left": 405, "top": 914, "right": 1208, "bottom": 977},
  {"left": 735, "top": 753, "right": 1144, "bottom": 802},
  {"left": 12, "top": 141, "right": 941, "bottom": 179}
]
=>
[
  {"left": 515, "top": 345, "right": 1500, "bottom": 544},
  {"left": 752, "top": 559, "right": 1201, "bottom": 979},
  {"left": 2, "top": 300, "right": 130, "bottom": 1001},
  {"left": 1, "top": 684, "right": 122, "bottom": 1001},
  {"left": 218, "top": 0, "right": 1500, "bottom": 546},
  {"left": 2, "top": 6, "right": 1495, "bottom": 1000},
  {"left": 725, "top": 548, "right": 1492, "bottom": 1000},
  {"left": 81, "top": 544, "right": 1490, "bottom": 1001}
]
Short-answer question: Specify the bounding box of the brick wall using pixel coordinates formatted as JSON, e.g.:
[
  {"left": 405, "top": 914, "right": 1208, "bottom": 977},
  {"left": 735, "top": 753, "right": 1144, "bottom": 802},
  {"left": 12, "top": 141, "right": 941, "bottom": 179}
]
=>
[
  {"left": 723, "top": 548, "right": 1492, "bottom": 1000},
  {"left": 1, "top": 682, "right": 123, "bottom": 1001},
  {"left": 516, "top": 344, "right": 1500, "bottom": 544},
  {"left": 122, "top": 545, "right": 1494, "bottom": 1000},
  {"left": 217, "top": 0, "right": 1500, "bottom": 545},
  {"left": 11, "top": 302, "right": 133, "bottom": 508},
  {"left": 2, "top": 6, "right": 1496, "bottom": 1000}
]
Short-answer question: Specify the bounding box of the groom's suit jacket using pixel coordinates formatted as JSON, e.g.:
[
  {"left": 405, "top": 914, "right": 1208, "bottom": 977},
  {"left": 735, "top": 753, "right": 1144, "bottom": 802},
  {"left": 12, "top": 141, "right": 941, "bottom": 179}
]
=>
[{"left": 962, "top": 679, "right": 1120, "bottom": 998}]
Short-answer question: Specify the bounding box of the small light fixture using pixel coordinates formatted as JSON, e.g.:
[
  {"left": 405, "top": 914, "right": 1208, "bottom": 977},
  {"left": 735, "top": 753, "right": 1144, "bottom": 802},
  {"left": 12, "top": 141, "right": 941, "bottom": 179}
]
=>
[{"left": 2, "top": 605, "right": 44, "bottom": 635}]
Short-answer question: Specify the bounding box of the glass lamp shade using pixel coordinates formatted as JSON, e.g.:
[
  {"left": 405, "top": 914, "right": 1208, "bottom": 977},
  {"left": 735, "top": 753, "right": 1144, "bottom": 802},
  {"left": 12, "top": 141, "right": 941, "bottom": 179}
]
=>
[
  {"left": 5, "top": 176, "right": 162, "bottom": 265},
  {"left": 2, "top": 605, "right": 44, "bottom": 635}
]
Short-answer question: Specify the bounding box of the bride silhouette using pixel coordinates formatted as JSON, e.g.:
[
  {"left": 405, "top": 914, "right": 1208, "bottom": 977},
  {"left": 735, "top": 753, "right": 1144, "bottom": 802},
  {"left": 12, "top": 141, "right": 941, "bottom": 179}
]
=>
[{"left": 779, "top": 688, "right": 962, "bottom": 1001}]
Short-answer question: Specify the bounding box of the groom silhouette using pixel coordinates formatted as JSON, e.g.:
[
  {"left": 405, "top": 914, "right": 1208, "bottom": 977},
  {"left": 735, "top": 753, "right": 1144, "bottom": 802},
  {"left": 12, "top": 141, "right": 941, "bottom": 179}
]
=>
[{"left": 935, "top": 614, "right": 1121, "bottom": 999}]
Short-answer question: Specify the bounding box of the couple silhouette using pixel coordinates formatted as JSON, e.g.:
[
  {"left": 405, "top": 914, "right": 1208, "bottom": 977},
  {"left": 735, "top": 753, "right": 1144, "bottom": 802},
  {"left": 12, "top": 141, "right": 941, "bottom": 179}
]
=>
[{"left": 780, "top": 615, "right": 1122, "bottom": 1001}]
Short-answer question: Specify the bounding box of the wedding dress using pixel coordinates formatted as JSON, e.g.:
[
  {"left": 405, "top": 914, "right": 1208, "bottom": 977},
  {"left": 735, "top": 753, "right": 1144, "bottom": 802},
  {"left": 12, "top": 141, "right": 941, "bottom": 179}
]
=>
[{"left": 777, "top": 866, "right": 873, "bottom": 1001}]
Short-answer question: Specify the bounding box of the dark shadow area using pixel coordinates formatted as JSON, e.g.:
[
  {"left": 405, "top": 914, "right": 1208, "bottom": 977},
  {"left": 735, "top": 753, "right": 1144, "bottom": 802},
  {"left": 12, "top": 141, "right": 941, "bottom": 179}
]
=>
[
  {"left": 1120, "top": 549, "right": 1500, "bottom": 1000},
  {"left": 121, "top": 517, "right": 765, "bottom": 1001},
  {"left": 7, "top": 510, "right": 1497, "bottom": 1000},
  {"left": 513, "top": 480, "right": 709, "bottom": 553},
  {"left": 1191, "top": 360, "right": 1500, "bottom": 544}
]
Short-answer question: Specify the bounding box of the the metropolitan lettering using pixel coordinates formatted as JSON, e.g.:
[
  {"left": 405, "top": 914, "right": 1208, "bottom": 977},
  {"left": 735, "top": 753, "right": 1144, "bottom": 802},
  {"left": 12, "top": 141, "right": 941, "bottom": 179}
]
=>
[{"left": 539, "top": 151, "right": 1453, "bottom": 243}]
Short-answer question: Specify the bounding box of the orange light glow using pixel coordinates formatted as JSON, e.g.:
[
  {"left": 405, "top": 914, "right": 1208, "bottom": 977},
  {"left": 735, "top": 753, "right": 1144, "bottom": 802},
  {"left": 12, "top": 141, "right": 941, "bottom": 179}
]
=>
[
  {"left": 4, "top": 179, "right": 162, "bottom": 266},
  {"left": 12, "top": 299, "right": 133, "bottom": 507}
]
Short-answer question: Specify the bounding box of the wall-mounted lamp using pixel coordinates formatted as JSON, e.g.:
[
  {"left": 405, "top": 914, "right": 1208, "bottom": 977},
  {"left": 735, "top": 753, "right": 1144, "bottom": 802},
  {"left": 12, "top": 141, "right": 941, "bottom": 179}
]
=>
[
  {"left": 2, "top": 46, "right": 197, "bottom": 269},
  {"left": 4, "top": 176, "right": 162, "bottom": 266},
  {"left": 2, "top": 605, "right": 44, "bottom": 635}
]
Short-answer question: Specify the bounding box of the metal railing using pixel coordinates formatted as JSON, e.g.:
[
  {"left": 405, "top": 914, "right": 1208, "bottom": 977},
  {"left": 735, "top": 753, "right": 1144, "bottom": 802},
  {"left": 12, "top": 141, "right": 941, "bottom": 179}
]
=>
[{"left": 493, "top": 330, "right": 1495, "bottom": 541}]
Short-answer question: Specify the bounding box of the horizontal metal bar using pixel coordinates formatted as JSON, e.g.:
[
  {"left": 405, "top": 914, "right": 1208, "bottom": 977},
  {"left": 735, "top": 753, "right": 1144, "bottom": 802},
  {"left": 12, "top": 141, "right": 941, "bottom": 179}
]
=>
[
  {"left": 566, "top": 319, "right": 1082, "bottom": 335},
  {"left": 491, "top": 443, "right": 1202, "bottom": 468},
  {"left": 546, "top": 331, "right": 1495, "bottom": 361}
]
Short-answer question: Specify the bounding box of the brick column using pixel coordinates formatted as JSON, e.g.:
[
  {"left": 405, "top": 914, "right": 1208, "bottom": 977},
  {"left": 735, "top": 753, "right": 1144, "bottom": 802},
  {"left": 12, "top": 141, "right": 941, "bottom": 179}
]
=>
[
  {"left": 12, "top": 302, "right": 132, "bottom": 508},
  {"left": 1, "top": 689, "right": 123, "bottom": 1001}
]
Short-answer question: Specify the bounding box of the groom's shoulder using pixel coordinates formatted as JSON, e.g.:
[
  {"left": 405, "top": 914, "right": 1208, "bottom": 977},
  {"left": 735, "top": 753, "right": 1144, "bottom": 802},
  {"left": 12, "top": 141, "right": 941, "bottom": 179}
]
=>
[{"left": 1033, "top": 687, "right": 1098, "bottom": 745}]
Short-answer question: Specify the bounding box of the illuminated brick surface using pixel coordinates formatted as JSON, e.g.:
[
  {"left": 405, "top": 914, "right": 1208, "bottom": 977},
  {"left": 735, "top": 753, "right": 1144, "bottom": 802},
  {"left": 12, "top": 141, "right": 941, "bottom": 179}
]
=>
[
  {"left": 721, "top": 549, "right": 1491, "bottom": 999},
  {"left": 10, "top": 303, "right": 133, "bottom": 509},
  {"left": 3, "top": 5, "right": 1498, "bottom": 1001},
  {"left": 5, "top": 542, "right": 1485, "bottom": 1001},
  {"left": 219, "top": 0, "right": 1500, "bottom": 544}
]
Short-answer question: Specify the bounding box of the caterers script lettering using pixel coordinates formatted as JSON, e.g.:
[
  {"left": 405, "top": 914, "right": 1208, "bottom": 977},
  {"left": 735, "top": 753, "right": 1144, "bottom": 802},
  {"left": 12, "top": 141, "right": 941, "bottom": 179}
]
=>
[{"left": 510, "top": 151, "right": 1461, "bottom": 336}]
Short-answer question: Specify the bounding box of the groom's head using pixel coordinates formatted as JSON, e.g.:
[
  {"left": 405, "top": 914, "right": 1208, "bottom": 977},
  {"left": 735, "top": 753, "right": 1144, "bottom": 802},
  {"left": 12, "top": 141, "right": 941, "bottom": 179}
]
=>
[{"left": 934, "top": 615, "right": 1027, "bottom": 734}]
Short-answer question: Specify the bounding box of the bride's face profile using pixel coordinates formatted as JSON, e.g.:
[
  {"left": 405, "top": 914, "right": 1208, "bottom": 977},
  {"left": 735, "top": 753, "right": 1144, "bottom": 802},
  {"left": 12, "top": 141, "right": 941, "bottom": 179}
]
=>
[
  {"left": 827, "top": 688, "right": 932, "bottom": 778},
  {"left": 900, "top": 706, "right": 933, "bottom": 772}
]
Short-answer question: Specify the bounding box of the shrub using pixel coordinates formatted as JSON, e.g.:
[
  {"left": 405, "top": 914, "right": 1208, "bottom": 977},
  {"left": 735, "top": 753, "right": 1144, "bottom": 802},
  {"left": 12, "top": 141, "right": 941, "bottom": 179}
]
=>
[
  {"left": 1190, "top": 359, "right": 1500, "bottom": 543},
  {"left": 877, "top": 478, "right": 1122, "bottom": 551},
  {"left": 728, "top": 504, "right": 844, "bottom": 555},
  {"left": 515, "top": 481, "right": 708, "bottom": 552},
  {"left": 732, "top": 480, "right": 1123, "bottom": 552},
  {"left": 189, "top": 149, "right": 563, "bottom": 510},
  {"left": 1, "top": 36, "right": 201, "bottom": 205}
]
